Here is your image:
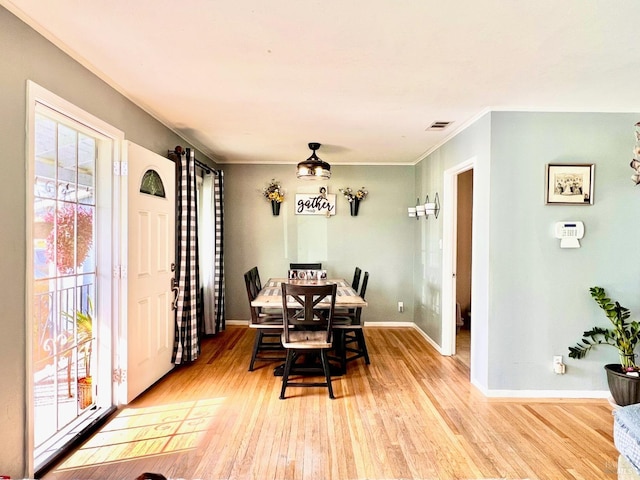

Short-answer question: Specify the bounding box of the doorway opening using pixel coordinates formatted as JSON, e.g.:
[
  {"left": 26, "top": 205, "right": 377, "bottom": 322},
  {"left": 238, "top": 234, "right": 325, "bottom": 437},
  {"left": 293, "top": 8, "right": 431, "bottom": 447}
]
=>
[
  {"left": 441, "top": 157, "right": 475, "bottom": 367},
  {"left": 455, "top": 169, "right": 473, "bottom": 369}
]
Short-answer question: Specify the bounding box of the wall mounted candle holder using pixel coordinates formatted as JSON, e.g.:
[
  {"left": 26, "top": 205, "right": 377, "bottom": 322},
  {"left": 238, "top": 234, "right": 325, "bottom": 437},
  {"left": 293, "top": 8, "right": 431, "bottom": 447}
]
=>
[{"left": 408, "top": 192, "right": 440, "bottom": 219}]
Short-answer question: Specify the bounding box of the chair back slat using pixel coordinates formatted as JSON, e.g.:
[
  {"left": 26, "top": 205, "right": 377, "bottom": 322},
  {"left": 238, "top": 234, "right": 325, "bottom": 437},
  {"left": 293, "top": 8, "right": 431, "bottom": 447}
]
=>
[
  {"left": 352, "top": 267, "right": 362, "bottom": 291},
  {"left": 281, "top": 283, "right": 337, "bottom": 344},
  {"left": 350, "top": 272, "right": 369, "bottom": 325},
  {"left": 359, "top": 272, "right": 369, "bottom": 301},
  {"left": 289, "top": 262, "right": 322, "bottom": 270},
  {"left": 244, "top": 266, "right": 264, "bottom": 323}
]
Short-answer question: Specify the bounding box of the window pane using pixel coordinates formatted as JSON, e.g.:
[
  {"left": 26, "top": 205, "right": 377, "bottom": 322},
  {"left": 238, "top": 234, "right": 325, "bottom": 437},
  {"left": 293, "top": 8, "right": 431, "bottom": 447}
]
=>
[
  {"left": 78, "top": 133, "right": 95, "bottom": 206},
  {"left": 33, "top": 201, "right": 55, "bottom": 280},
  {"left": 140, "top": 169, "right": 166, "bottom": 197},
  {"left": 34, "top": 114, "right": 57, "bottom": 200},
  {"left": 57, "top": 124, "right": 77, "bottom": 202}
]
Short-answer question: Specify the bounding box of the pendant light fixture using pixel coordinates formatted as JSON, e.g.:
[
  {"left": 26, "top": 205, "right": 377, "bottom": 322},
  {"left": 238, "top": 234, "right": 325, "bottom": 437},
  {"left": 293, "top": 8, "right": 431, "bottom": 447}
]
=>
[{"left": 296, "top": 142, "right": 331, "bottom": 179}]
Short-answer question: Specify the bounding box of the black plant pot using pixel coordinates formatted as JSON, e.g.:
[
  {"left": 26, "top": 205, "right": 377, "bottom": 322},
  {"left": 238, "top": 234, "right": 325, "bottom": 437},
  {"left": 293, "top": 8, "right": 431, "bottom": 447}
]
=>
[
  {"left": 605, "top": 364, "right": 640, "bottom": 406},
  {"left": 271, "top": 200, "right": 281, "bottom": 216},
  {"left": 350, "top": 198, "right": 360, "bottom": 216}
]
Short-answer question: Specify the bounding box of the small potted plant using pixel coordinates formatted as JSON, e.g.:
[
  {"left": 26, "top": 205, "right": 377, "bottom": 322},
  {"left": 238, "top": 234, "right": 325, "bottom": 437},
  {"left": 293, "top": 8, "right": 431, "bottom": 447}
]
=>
[
  {"left": 65, "top": 299, "right": 94, "bottom": 409},
  {"left": 568, "top": 286, "right": 640, "bottom": 406}
]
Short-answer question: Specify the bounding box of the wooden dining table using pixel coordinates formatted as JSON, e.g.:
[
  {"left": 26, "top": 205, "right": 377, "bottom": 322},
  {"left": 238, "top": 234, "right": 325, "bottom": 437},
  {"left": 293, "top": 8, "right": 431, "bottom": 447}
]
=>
[
  {"left": 251, "top": 278, "right": 368, "bottom": 310},
  {"left": 250, "top": 278, "right": 367, "bottom": 376}
]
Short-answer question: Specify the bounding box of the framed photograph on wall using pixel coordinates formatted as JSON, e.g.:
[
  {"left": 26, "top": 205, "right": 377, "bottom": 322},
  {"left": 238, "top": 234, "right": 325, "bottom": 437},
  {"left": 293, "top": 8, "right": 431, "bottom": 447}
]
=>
[{"left": 545, "top": 163, "right": 594, "bottom": 205}]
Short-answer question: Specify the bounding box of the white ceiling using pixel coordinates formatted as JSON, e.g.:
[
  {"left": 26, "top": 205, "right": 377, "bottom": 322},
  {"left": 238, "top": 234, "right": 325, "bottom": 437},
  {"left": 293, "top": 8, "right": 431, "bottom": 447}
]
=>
[{"left": 5, "top": 0, "right": 640, "bottom": 166}]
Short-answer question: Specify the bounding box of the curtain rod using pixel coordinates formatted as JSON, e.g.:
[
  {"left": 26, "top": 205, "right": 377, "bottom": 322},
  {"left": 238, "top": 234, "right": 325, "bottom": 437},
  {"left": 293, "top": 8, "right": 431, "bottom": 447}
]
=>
[{"left": 168, "top": 146, "right": 219, "bottom": 175}]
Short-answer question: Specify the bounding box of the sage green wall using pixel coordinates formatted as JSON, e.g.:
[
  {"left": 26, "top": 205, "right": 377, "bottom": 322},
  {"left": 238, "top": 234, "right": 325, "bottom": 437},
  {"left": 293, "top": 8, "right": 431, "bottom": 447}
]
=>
[
  {"left": 488, "top": 111, "right": 640, "bottom": 392},
  {"left": 0, "top": 7, "right": 214, "bottom": 477},
  {"left": 416, "top": 111, "right": 640, "bottom": 395},
  {"left": 223, "top": 163, "right": 416, "bottom": 324},
  {"left": 415, "top": 113, "right": 492, "bottom": 390}
]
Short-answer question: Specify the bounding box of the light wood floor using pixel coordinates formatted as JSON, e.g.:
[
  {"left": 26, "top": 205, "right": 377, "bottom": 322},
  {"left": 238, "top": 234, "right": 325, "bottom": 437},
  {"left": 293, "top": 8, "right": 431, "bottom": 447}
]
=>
[
  {"left": 456, "top": 327, "right": 470, "bottom": 369},
  {"left": 42, "top": 326, "right": 619, "bottom": 480}
]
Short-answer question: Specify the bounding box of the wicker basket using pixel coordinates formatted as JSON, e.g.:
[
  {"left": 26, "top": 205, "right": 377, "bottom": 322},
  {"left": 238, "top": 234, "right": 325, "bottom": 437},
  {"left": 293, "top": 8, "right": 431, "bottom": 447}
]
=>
[{"left": 78, "top": 377, "right": 93, "bottom": 409}]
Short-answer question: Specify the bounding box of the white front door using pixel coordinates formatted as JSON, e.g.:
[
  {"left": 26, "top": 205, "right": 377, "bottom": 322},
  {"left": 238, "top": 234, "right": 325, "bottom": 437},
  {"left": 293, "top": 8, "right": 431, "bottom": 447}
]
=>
[{"left": 126, "top": 141, "right": 175, "bottom": 402}]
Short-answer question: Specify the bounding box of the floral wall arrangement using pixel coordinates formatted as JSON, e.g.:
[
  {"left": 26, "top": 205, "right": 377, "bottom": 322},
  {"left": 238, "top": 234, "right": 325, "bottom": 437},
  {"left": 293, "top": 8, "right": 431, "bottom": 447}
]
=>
[
  {"left": 262, "top": 179, "right": 284, "bottom": 215},
  {"left": 339, "top": 187, "right": 368, "bottom": 216}
]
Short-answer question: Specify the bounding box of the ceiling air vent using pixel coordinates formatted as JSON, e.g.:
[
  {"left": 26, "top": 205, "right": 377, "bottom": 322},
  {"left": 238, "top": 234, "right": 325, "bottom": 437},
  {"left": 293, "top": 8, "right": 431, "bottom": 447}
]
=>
[{"left": 426, "top": 121, "right": 452, "bottom": 131}]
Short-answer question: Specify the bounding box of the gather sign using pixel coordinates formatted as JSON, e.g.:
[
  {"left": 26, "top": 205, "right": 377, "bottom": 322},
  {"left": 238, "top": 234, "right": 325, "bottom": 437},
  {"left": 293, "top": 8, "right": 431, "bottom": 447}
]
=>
[{"left": 295, "top": 193, "right": 336, "bottom": 216}]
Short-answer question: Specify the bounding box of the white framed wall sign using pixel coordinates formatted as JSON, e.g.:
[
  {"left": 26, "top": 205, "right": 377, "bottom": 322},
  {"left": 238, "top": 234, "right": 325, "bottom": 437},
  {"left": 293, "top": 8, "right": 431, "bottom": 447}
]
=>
[{"left": 295, "top": 193, "right": 336, "bottom": 215}]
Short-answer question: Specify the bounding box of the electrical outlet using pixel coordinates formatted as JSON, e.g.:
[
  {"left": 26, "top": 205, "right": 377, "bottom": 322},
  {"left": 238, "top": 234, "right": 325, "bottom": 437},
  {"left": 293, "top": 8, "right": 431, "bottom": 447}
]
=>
[
  {"left": 553, "top": 355, "right": 566, "bottom": 374},
  {"left": 398, "top": 301, "right": 404, "bottom": 313}
]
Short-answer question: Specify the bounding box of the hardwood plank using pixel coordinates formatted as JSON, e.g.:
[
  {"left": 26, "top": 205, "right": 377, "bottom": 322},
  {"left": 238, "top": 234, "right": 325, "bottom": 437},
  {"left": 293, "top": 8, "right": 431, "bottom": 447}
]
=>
[{"left": 42, "top": 326, "right": 619, "bottom": 480}]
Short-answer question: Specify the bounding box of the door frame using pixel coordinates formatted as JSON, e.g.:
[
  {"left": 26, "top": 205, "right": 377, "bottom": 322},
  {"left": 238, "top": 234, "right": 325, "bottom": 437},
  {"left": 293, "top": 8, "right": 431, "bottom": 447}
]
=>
[
  {"left": 441, "top": 157, "right": 476, "bottom": 357},
  {"left": 25, "top": 81, "right": 124, "bottom": 476}
]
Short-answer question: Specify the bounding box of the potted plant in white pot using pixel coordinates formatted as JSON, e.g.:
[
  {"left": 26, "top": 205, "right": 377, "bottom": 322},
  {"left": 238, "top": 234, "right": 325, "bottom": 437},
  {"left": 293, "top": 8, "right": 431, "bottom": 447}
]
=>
[{"left": 568, "top": 286, "right": 640, "bottom": 406}]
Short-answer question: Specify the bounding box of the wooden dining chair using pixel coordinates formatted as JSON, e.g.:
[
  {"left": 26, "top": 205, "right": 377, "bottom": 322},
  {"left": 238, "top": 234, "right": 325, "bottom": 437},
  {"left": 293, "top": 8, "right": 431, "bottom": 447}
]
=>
[
  {"left": 244, "top": 267, "right": 285, "bottom": 371},
  {"left": 334, "top": 272, "right": 370, "bottom": 372},
  {"left": 334, "top": 267, "right": 361, "bottom": 320},
  {"left": 279, "top": 282, "right": 337, "bottom": 399}
]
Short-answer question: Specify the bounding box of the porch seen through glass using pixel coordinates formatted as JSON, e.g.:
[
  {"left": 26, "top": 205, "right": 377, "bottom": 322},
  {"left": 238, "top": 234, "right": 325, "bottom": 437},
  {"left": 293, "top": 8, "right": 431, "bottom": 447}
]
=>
[{"left": 32, "top": 111, "right": 97, "bottom": 450}]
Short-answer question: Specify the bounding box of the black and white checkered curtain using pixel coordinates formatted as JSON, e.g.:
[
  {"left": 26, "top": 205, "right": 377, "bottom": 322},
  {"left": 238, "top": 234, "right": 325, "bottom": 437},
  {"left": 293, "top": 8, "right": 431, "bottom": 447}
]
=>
[
  {"left": 172, "top": 149, "right": 200, "bottom": 364},
  {"left": 200, "top": 170, "right": 225, "bottom": 334},
  {"left": 212, "top": 171, "right": 225, "bottom": 331}
]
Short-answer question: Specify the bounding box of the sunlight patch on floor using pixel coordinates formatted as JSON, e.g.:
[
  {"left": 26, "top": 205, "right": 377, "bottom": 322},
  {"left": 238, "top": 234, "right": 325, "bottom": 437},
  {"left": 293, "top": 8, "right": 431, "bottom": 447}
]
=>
[{"left": 55, "top": 398, "right": 225, "bottom": 471}]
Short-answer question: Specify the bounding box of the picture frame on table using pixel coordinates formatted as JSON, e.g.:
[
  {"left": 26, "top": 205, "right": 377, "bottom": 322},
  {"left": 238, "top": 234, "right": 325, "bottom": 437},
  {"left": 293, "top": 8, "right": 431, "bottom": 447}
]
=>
[
  {"left": 288, "top": 269, "right": 327, "bottom": 280},
  {"left": 545, "top": 163, "right": 594, "bottom": 205}
]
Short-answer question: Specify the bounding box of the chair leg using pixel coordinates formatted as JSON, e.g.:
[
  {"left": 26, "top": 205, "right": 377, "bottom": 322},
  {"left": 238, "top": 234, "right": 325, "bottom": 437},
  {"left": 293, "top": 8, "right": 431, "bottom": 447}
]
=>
[
  {"left": 279, "top": 349, "right": 295, "bottom": 400},
  {"left": 248, "top": 330, "right": 264, "bottom": 371},
  {"left": 326, "top": 330, "right": 346, "bottom": 374},
  {"left": 320, "top": 349, "right": 335, "bottom": 399},
  {"left": 339, "top": 330, "right": 348, "bottom": 373},
  {"left": 356, "top": 330, "right": 370, "bottom": 365}
]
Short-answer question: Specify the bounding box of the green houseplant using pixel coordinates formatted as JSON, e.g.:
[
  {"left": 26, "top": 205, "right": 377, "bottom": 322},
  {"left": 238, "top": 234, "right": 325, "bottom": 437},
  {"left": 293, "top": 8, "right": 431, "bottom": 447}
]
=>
[
  {"left": 64, "top": 298, "right": 94, "bottom": 409},
  {"left": 568, "top": 286, "right": 640, "bottom": 406}
]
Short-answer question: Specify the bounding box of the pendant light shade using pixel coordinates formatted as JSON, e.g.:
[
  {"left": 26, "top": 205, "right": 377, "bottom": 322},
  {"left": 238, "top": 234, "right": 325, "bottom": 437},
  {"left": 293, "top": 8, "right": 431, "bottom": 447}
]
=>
[{"left": 297, "top": 142, "right": 331, "bottom": 179}]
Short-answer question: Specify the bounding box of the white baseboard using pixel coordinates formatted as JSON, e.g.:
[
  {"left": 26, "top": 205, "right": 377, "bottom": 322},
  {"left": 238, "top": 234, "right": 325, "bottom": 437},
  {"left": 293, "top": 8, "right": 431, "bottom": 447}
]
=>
[
  {"left": 470, "top": 378, "right": 610, "bottom": 399},
  {"left": 408, "top": 323, "right": 443, "bottom": 354},
  {"left": 226, "top": 319, "right": 249, "bottom": 326},
  {"left": 481, "top": 388, "right": 610, "bottom": 400}
]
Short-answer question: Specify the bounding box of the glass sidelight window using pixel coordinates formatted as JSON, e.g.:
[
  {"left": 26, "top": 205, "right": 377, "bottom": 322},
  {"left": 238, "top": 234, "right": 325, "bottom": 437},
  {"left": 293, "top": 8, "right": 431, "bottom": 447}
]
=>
[{"left": 32, "top": 109, "right": 99, "bottom": 454}]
